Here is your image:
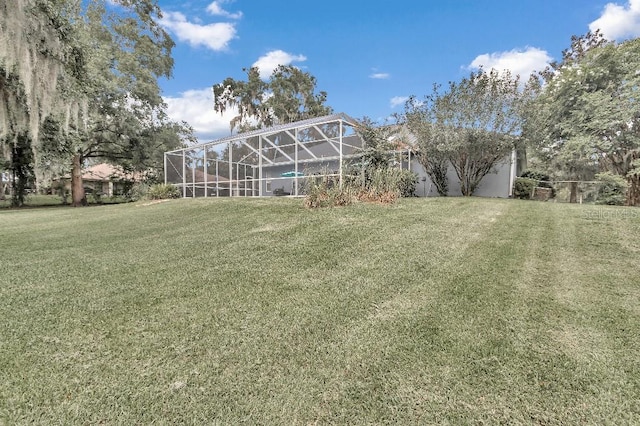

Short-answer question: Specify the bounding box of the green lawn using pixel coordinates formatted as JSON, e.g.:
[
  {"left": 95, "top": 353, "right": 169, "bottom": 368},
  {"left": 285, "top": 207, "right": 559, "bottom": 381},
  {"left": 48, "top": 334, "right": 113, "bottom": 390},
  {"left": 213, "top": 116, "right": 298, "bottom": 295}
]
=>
[{"left": 1, "top": 197, "right": 638, "bottom": 424}]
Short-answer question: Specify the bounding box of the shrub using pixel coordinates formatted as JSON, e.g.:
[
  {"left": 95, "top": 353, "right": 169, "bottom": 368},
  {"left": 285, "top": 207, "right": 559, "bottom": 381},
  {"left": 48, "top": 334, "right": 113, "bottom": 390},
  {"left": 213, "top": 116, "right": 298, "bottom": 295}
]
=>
[
  {"left": 90, "top": 191, "right": 103, "bottom": 204},
  {"left": 595, "top": 172, "right": 628, "bottom": 206},
  {"left": 521, "top": 169, "right": 555, "bottom": 197},
  {"left": 361, "top": 167, "right": 417, "bottom": 199},
  {"left": 127, "top": 183, "right": 150, "bottom": 201},
  {"left": 303, "top": 167, "right": 417, "bottom": 208},
  {"left": 398, "top": 169, "right": 418, "bottom": 197},
  {"left": 520, "top": 170, "right": 550, "bottom": 182},
  {"left": 148, "top": 184, "right": 181, "bottom": 200},
  {"left": 513, "top": 177, "right": 537, "bottom": 199},
  {"left": 303, "top": 175, "right": 355, "bottom": 208},
  {"left": 112, "top": 177, "right": 136, "bottom": 197},
  {"left": 359, "top": 168, "right": 402, "bottom": 203}
]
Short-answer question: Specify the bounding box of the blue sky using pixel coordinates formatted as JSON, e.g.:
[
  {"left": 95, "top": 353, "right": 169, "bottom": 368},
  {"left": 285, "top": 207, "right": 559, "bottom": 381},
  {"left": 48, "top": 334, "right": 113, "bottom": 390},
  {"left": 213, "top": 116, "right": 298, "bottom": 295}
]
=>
[{"left": 156, "top": 0, "right": 640, "bottom": 142}]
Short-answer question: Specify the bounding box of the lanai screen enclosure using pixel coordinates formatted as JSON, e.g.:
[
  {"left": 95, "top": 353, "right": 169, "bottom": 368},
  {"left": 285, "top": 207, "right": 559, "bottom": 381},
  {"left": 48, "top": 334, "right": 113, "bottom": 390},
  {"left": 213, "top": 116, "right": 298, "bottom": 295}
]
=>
[
  {"left": 165, "top": 114, "right": 366, "bottom": 197},
  {"left": 165, "top": 112, "right": 516, "bottom": 198}
]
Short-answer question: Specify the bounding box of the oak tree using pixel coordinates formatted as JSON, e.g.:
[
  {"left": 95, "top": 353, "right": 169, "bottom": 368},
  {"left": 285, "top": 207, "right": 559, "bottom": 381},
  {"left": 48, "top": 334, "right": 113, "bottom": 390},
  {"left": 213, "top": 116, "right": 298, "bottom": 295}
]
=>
[
  {"left": 527, "top": 31, "right": 640, "bottom": 205},
  {"left": 1, "top": 0, "right": 188, "bottom": 206},
  {"left": 213, "top": 65, "right": 332, "bottom": 133}
]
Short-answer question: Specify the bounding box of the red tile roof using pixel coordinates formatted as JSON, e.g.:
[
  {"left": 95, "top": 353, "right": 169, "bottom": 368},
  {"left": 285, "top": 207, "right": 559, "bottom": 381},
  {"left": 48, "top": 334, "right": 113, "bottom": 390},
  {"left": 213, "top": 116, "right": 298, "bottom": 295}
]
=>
[{"left": 80, "top": 164, "right": 141, "bottom": 182}]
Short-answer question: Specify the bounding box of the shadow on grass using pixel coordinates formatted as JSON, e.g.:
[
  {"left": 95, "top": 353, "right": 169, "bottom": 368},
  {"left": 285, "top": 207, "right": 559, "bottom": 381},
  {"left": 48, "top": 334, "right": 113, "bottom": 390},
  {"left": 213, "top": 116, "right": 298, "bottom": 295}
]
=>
[{"left": 0, "top": 195, "right": 129, "bottom": 210}]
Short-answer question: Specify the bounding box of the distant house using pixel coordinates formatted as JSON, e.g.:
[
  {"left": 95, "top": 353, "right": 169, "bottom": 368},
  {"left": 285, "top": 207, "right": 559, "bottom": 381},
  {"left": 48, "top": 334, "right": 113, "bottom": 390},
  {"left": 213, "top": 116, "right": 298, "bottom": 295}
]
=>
[{"left": 55, "top": 163, "right": 141, "bottom": 196}]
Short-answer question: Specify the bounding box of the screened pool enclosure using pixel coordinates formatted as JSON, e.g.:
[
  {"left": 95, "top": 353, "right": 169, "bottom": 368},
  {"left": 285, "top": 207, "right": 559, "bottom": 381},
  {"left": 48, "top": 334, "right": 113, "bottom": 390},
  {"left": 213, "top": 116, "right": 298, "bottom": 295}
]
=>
[{"left": 164, "top": 114, "right": 367, "bottom": 197}]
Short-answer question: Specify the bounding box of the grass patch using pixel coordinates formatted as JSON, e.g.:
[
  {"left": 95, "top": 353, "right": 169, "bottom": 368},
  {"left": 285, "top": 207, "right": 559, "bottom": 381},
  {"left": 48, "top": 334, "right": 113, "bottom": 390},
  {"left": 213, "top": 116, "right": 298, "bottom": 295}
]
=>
[{"left": 1, "top": 198, "right": 639, "bottom": 423}]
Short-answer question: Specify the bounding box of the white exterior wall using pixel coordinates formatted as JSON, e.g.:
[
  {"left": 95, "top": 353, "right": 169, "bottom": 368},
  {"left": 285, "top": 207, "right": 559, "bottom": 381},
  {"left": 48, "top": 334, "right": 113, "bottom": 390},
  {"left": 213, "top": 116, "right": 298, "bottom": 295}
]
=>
[{"left": 410, "top": 151, "right": 515, "bottom": 198}]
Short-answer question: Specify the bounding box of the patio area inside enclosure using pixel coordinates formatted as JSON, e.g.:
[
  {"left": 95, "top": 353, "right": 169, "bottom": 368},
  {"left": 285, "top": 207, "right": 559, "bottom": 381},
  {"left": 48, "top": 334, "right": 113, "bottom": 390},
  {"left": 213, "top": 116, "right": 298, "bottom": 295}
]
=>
[{"left": 164, "top": 114, "right": 365, "bottom": 197}]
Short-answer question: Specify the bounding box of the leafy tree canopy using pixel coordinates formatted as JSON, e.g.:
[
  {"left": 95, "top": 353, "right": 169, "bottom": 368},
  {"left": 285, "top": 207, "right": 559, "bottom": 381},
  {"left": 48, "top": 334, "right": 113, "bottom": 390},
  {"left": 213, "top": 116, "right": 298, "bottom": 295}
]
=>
[
  {"left": 1, "top": 0, "right": 191, "bottom": 206},
  {"left": 213, "top": 65, "right": 333, "bottom": 133},
  {"left": 405, "top": 69, "right": 531, "bottom": 196},
  {"left": 526, "top": 31, "right": 640, "bottom": 205}
]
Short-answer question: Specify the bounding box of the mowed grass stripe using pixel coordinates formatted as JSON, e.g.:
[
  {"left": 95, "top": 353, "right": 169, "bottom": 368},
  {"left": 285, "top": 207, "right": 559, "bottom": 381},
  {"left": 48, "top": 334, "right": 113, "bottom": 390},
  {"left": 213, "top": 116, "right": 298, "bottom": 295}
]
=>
[{"left": 0, "top": 198, "right": 638, "bottom": 424}]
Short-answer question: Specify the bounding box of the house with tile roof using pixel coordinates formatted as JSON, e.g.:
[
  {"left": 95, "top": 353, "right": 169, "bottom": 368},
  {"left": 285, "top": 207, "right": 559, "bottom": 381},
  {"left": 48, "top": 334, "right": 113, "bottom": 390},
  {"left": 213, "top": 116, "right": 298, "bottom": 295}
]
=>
[{"left": 54, "top": 163, "right": 141, "bottom": 197}]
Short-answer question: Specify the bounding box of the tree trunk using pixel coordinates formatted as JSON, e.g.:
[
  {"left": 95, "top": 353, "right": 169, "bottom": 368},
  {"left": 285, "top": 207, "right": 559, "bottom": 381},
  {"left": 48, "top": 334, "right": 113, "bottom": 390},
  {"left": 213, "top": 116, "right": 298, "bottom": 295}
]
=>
[
  {"left": 459, "top": 171, "right": 471, "bottom": 196},
  {"left": 461, "top": 176, "right": 474, "bottom": 196},
  {"left": 626, "top": 175, "right": 640, "bottom": 206},
  {"left": 569, "top": 181, "right": 578, "bottom": 203},
  {"left": 71, "top": 153, "right": 87, "bottom": 207}
]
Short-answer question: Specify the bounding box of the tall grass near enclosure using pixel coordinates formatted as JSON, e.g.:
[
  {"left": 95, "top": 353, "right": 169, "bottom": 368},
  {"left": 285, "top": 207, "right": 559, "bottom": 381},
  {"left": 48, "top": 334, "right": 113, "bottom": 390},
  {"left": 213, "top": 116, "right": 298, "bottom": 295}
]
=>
[
  {"left": 1, "top": 198, "right": 638, "bottom": 423},
  {"left": 304, "top": 167, "right": 417, "bottom": 207}
]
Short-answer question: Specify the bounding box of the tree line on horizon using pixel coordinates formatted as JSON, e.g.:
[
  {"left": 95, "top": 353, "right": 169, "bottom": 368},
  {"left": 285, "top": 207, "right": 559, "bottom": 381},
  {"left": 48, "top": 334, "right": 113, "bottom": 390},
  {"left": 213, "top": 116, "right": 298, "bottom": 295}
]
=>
[{"left": 2, "top": 0, "right": 639, "bottom": 206}]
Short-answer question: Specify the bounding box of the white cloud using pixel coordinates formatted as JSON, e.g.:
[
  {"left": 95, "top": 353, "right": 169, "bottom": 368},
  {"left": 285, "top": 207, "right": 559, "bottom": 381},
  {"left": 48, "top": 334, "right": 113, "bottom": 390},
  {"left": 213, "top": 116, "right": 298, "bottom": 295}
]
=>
[
  {"left": 206, "top": 0, "right": 243, "bottom": 20},
  {"left": 370, "top": 73, "right": 390, "bottom": 79},
  {"left": 589, "top": 0, "right": 640, "bottom": 40},
  {"left": 252, "top": 50, "right": 307, "bottom": 79},
  {"left": 469, "top": 47, "right": 552, "bottom": 79},
  {"left": 164, "top": 88, "right": 238, "bottom": 142},
  {"left": 390, "top": 96, "right": 408, "bottom": 108},
  {"left": 159, "top": 11, "right": 236, "bottom": 51}
]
